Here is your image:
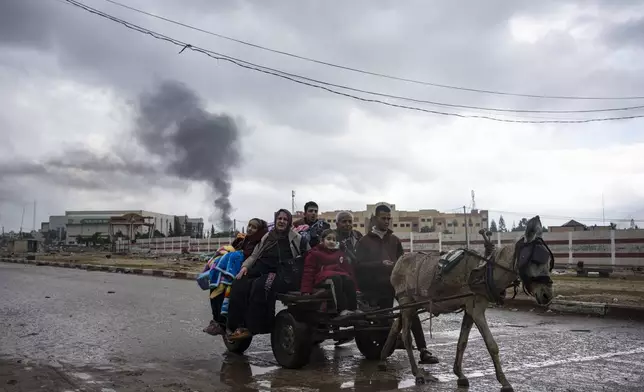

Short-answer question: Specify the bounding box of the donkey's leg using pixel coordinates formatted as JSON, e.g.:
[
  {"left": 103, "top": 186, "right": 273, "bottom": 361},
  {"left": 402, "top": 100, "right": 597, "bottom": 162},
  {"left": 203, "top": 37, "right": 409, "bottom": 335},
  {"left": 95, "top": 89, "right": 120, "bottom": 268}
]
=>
[
  {"left": 453, "top": 311, "right": 474, "bottom": 387},
  {"left": 401, "top": 308, "right": 437, "bottom": 384},
  {"left": 471, "top": 304, "right": 513, "bottom": 392},
  {"left": 378, "top": 316, "right": 401, "bottom": 371}
]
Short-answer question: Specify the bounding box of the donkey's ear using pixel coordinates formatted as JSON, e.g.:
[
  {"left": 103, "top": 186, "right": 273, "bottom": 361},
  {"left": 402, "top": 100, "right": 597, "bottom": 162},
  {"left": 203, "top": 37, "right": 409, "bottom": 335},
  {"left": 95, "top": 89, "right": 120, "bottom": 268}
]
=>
[{"left": 524, "top": 215, "right": 543, "bottom": 243}]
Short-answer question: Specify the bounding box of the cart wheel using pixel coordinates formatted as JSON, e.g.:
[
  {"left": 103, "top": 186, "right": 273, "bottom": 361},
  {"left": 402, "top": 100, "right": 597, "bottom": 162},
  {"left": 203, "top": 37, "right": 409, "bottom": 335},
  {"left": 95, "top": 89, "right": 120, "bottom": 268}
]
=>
[
  {"left": 222, "top": 334, "right": 253, "bottom": 354},
  {"left": 271, "top": 310, "right": 312, "bottom": 369},
  {"left": 355, "top": 330, "right": 395, "bottom": 360}
]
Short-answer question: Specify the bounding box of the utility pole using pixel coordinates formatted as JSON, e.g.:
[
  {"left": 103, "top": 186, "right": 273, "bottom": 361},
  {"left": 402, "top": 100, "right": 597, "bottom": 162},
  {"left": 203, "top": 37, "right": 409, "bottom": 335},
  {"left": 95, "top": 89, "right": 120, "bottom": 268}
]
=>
[
  {"left": 291, "top": 190, "right": 296, "bottom": 214},
  {"left": 602, "top": 193, "right": 605, "bottom": 225},
  {"left": 32, "top": 200, "right": 37, "bottom": 232},
  {"left": 463, "top": 205, "right": 469, "bottom": 248}
]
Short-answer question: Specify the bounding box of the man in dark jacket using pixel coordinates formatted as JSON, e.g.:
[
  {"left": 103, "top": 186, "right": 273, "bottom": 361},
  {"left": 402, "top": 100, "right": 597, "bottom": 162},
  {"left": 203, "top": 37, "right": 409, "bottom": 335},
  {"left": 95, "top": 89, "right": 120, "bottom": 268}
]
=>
[
  {"left": 335, "top": 210, "right": 362, "bottom": 264},
  {"left": 293, "top": 201, "right": 330, "bottom": 248},
  {"left": 355, "top": 204, "right": 439, "bottom": 365}
]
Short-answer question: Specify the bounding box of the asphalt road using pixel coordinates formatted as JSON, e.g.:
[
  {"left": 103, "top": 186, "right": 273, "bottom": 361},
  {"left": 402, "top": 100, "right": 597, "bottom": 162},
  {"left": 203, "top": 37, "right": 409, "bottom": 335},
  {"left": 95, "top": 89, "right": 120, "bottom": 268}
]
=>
[{"left": 1, "top": 262, "right": 643, "bottom": 392}]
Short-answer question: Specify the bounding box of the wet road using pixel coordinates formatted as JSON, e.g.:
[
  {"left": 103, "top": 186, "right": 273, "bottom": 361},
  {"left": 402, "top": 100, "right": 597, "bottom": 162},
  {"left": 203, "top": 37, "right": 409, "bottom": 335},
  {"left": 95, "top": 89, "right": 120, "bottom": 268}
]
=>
[{"left": 1, "top": 262, "right": 643, "bottom": 392}]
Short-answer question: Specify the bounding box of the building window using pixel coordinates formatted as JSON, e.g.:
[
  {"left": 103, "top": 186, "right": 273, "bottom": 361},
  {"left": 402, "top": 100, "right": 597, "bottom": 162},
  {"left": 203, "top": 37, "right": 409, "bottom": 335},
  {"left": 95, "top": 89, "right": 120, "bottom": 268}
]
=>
[
  {"left": 360, "top": 224, "right": 364, "bottom": 227},
  {"left": 437, "top": 222, "right": 442, "bottom": 226},
  {"left": 413, "top": 223, "right": 418, "bottom": 227},
  {"left": 421, "top": 218, "right": 426, "bottom": 222},
  {"left": 475, "top": 223, "right": 480, "bottom": 227},
  {"left": 393, "top": 224, "right": 398, "bottom": 228}
]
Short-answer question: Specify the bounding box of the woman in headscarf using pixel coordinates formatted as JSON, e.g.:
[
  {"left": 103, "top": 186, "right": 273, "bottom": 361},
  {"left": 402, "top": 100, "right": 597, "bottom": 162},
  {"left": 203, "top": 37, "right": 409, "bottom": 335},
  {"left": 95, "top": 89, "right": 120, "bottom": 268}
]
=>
[
  {"left": 226, "top": 209, "right": 309, "bottom": 340},
  {"left": 203, "top": 218, "right": 268, "bottom": 336}
]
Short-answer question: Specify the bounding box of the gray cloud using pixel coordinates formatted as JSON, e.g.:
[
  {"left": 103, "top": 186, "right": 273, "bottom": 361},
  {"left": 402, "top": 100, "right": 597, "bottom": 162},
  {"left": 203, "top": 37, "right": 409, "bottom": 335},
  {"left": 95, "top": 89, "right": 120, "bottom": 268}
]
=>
[
  {"left": 134, "top": 80, "right": 240, "bottom": 229},
  {"left": 2, "top": 0, "right": 644, "bottom": 230},
  {"left": 0, "top": 79, "right": 241, "bottom": 229}
]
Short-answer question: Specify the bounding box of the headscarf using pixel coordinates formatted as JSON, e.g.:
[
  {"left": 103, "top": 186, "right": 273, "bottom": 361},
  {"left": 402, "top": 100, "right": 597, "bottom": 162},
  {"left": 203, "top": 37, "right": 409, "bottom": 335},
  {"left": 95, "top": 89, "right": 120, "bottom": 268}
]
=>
[
  {"left": 238, "top": 218, "right": 268, "bottom": 259},
  {"left": 267, "top": 209, "right": 293, "bottom": 240}
]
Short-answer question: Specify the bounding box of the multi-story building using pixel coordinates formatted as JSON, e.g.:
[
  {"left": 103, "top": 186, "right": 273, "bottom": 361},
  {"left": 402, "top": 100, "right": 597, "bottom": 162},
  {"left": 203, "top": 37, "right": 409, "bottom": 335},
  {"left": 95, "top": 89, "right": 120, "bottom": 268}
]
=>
[
  {"left": 318, "top": 202, "right": 489, "bottom": 235},
  {"left": 43, "top": 210, "right": 204, "bottom": 244}
]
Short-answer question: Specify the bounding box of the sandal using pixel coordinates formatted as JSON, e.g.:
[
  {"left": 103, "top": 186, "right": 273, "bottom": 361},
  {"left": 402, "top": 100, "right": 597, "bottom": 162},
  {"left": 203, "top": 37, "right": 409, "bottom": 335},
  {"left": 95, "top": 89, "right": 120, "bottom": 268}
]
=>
[
  {"left": 419, "top": 348, "right": 440, "bottom": 364},
  {"left": 203, "top": 320, "right": 224, "bottom": 336},
  {"left": 227, "top": 328, "right": 252, "bottom": 341}
]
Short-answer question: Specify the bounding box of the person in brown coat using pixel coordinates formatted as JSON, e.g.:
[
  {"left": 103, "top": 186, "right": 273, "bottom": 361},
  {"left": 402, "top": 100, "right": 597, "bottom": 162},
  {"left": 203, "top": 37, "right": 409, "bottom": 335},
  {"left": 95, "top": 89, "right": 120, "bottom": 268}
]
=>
[{"left": 355, "top": 204, "right": 439, "bottom": 365}]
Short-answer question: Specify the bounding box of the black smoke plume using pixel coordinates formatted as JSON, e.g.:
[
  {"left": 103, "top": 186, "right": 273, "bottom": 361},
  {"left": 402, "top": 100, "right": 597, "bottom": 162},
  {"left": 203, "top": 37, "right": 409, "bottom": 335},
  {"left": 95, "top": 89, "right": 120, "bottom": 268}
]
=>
[{"left": 135, "top": 80, "right": 240, "bottom": 230}]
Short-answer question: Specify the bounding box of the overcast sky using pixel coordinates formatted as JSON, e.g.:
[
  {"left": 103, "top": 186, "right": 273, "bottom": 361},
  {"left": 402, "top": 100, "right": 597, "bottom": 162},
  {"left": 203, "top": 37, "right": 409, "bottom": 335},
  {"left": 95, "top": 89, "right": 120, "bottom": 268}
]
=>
[{"left": 1, "top": 0, "right": 643, "bottom": 232}]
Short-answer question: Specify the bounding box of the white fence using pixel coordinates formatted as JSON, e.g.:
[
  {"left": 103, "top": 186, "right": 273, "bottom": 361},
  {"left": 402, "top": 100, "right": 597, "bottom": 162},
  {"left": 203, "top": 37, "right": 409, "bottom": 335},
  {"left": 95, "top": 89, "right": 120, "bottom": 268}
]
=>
[{"left": 116, "top": 229, "right": 644, "bottom": 269}]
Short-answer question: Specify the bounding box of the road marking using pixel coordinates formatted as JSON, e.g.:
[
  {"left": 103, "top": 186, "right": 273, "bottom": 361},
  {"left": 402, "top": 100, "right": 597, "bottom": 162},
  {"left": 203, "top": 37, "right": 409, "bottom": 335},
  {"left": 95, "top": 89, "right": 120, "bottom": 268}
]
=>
[{"left": 430, "top": 347, "right": 644, "bottom": 382}]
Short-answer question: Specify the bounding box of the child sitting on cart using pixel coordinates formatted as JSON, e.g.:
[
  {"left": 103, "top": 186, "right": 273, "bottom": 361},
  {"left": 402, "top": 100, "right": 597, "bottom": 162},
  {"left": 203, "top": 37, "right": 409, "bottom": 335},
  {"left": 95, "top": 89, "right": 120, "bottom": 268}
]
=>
[{"left": 300, "top": 229, "right": 362, "bottom": 317}]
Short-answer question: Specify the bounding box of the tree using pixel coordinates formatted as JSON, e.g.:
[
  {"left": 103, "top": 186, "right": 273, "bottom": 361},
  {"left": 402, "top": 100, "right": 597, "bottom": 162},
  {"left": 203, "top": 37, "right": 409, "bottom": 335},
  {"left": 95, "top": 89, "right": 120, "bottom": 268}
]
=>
[
  {"left": 210, "top": 224, "right": 216, "bottom": 237},
  {"left": 168, "top": 223, "right": 174, "bottom": 237},
  {"left": 489, "top": 220, "right": 498, "bottom": 232},
  {"left": 498, "top": 215, "right": 507, "bottom": 232},
  {"left": 512, "top": 217, "right": 529, "bottom": 232},
  {"left": 153, "top": 230, "right": 165, "bottom": 238},
  {"left": 420, "top": 225, "right": 434, "bottom": 233},
  {"left": 173, "top": 216, "right": 183, "bottom": 236}
]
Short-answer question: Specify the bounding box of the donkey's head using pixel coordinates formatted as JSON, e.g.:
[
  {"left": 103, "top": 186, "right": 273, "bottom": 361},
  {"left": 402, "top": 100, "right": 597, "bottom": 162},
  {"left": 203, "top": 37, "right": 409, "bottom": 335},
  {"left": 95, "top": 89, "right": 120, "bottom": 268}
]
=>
[{"left": 515, "top": 216, "right": 554, "bottom": 305}]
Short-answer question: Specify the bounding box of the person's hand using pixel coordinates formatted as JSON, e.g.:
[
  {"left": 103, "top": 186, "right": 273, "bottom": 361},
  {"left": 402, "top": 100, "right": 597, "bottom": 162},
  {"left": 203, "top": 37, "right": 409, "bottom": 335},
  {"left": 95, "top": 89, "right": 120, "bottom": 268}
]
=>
[
  {"left": 382, "top": 260, "right": 394, "bottom": 267},
  {"left": 235, "top": 267, "right": 248, "bottom": 280}
]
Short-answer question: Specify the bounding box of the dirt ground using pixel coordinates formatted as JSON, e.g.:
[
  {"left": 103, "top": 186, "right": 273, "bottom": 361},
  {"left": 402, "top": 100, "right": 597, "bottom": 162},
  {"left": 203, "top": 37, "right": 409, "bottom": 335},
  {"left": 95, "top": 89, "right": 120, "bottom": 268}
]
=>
[
  {"left": 35, "top": 252, "right": 204, "bottom": 273},
  {"left": 510, "top": 272, "right": 644, "bottom": 306}
]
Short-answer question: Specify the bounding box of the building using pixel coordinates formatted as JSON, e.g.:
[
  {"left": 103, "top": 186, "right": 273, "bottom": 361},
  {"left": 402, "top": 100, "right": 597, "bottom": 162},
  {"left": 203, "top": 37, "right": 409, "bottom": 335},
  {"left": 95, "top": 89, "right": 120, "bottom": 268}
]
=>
[
  {"left": 318, "top": 202, "right": 489, "bottom": 235},
  {"left": 8, "top": 239, "right": 40, "bottom": 253},
  {"left": 185, "top": 217, "right": 205, "bottom": 238},
  {"left": 44, "top": 210, "right": 204, "bottom": 245},
  {"left": 549, "top": 219, "right": 613, "bottom": 233}
]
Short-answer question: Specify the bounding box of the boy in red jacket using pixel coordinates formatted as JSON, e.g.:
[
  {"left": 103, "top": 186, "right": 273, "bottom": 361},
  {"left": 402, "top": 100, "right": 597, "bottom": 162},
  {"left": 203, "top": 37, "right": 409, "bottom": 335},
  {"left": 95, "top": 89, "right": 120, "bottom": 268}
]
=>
[{"left": 300, "top": 229, "right": 361, "bottom": 316}]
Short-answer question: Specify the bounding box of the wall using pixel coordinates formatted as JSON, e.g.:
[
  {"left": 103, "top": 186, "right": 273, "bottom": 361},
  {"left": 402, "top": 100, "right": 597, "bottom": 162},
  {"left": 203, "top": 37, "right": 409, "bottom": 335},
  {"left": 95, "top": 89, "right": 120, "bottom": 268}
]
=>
[{"left": 120, "top": 229, "right": 644, "bottom": 269}]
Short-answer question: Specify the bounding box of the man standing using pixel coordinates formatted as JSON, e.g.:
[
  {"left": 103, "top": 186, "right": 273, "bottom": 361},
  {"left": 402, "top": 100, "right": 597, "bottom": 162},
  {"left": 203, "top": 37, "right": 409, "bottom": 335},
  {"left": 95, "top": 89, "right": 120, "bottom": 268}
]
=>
[
  {"left": 293, "top": 201, "right": 330, "bottom": 248},
  {"left": 335, "top": 211, "right": 362, "bottom": 264},
  {"left": 355, "top": 204, "right": 439, "bottom": 365}
]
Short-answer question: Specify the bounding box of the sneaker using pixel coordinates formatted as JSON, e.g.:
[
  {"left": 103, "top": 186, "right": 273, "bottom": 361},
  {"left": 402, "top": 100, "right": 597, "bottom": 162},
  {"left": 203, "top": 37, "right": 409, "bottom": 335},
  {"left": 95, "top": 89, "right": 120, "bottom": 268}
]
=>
[
  {"left": 339, "top": 310, "right": 354, "bottom": 317},
  {"left": 203, "top": 320, "right": 224, "bottom": 336},
  {"left": 353, "top": 309, "right": 364, "bottom": 314}
]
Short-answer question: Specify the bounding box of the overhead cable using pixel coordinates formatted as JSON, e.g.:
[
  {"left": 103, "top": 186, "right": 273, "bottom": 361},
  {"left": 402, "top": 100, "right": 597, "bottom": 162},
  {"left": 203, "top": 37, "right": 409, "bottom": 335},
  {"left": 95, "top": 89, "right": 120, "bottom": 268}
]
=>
[
  {"left": 99, "top": 0, "right": 644, "bottom": 101},
  {"left": 60, "top": 0, "right": 644, "bottom": 124}
]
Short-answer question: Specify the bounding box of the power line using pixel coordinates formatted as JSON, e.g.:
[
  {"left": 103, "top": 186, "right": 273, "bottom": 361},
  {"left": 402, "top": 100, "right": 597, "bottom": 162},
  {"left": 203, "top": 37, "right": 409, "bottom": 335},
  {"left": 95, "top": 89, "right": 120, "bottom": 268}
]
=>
[
  {"left": 486, "top": 209, "right": 642, "bottom": 223},
  {"left": 61, "top": 0, "right": 644, "bottom": 124},
  {"left": 98, "top": 0, "right": 644, "bottom": 102},
  {"left": 69, "top": 2, "right": 643, "bottom": 116}
]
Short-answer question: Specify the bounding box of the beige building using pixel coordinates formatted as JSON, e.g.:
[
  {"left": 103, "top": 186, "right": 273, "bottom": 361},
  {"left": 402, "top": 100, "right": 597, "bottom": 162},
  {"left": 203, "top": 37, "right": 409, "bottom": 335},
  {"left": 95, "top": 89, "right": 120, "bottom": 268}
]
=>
[
  {"left": 549, "top": 219, "right": 613, "bottom": 233},
  {"left": 317, "top": 202, "right": 489, "bottom": 235}
]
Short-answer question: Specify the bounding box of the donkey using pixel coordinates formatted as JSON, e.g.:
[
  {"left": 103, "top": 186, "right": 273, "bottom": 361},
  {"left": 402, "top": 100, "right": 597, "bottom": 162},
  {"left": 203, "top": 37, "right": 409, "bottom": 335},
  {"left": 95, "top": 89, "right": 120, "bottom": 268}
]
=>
[{"left": 379, "top": 215, "right": 554, "bottom": 392}]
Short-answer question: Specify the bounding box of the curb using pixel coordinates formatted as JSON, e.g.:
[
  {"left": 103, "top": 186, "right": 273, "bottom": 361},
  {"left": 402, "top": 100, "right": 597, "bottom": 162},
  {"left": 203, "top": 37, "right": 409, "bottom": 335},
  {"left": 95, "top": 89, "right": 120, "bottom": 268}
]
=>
[
  {"left": 0, "top": 257, "right": 199, "bottom": 281},
  {"left": 501, "top": 297, "right": 644, "bottom": 321},
  {"left": 2, "top": 257, "right": 644, "bottom": 321}
]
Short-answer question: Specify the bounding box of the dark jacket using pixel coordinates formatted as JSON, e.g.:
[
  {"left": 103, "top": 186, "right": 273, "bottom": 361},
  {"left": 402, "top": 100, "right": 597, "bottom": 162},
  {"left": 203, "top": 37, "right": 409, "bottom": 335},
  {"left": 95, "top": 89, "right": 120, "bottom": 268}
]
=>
[
  {"left": 354, "top": 230, "right": 404, "bottom": 293},
  {"left": 300, "top": 244, "right": 359, "bottom": 294},
  {"left": 293, "top": 218, "right": 330, "bottom": 248},
  {"left": 241, "top": 230, "right": 309, "bottom": 271},
  {"left": 337, "top": 229, "right": 363, "bottom": 264}
]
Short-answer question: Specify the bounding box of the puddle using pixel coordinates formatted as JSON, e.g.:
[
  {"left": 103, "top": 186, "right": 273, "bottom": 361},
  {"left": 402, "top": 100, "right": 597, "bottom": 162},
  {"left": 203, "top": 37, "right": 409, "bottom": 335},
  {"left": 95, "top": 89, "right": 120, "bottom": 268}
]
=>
[
  {"left": 570, "top": 329, "right": 591, "bottom": 333},
  {"left": 249, "top": 364, "right": 279, "bottom": 376}
]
